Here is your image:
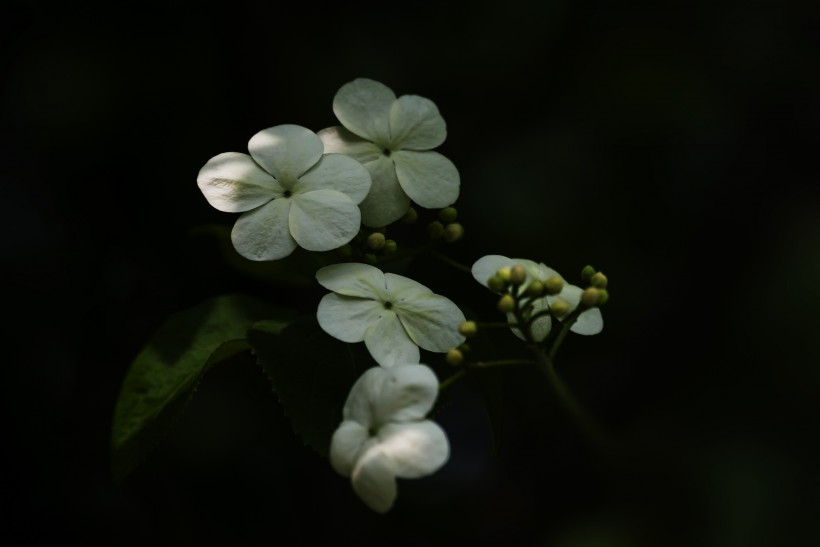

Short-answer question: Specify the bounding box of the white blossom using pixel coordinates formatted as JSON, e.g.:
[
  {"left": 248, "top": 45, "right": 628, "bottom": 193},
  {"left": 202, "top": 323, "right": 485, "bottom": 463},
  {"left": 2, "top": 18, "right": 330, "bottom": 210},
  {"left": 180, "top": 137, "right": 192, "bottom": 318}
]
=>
[
  {"left": 330, "top": 363, "right": 449, "bottom": 513},
  {"left": 318, "top": 78, "right": 460, "bottom": 227},
  {"left": 316, "top": 263, "right": 466, "bottom": 367},
  {"left": 197, "top": 124, "right": 371, "bottom": 261},
  {"left": 471, "top": 255, "right": 603, "bottom": 340}
]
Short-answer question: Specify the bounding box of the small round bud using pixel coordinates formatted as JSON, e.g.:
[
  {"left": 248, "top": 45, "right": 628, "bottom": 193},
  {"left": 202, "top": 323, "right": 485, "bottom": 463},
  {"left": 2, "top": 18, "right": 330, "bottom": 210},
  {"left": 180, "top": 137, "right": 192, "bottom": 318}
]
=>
[
  {"left": 509, "top": 265, "right": 527, "bottom": 286},
  {"left": 544, "top": 275, "right": 564, "bottom": 295},
  {"left": 487, "top": 274, "right": 507, "bottom": 293},
  {"left": 427, "top": 221, "right": 445, "bottom": 239},
  {"left": 383, "top": 239, "right": 397, "bottom": 254},
  {"left": 336, "top": 244, "right": 353, "bottom": 258},
  {"left": 581, "top": 265, "right": 596, "bottom": 284},
  {"left": 597, "top": 289, "right": 609, "bottom": 305},
  {"left": 401, "top": 207, "right": 418, "bottom": 224},
  {"left": 439, "top": 206, "right": 458, "bottom": 224},
  {"left": 550, "top": 299, "right": 570, "bottom": 317},
  {"left": 591, "top": 271, "right": 608, "bottom": 289},
  {"left": 459, "top": 343, "right": 471, "bottom": 353},
  {"left": 498, "top": 294, "right": 516, "bottom": 313},
  {"left": 581, "top": 287, "right": 600, "bottom": 307},
  {"left": 497, "top": 267, "right": 512, "bottom": 282},
  {"left": 366, "top": 232, "right": 386, "bottom": 251},
  {"left": 446, "top": 348, "right": 464, "bottom": 366},
  {"left": 443, "top": 222, "right": 464, "bottom": 242},
  {"left": 526, "top": 280, "right": 544, "bottom": 297},
  {"left": 363, "top": 253, "right": 378, "bottom": 265},
  {"left": 458, "top": 320, "right": 478, "bottom": 337}
]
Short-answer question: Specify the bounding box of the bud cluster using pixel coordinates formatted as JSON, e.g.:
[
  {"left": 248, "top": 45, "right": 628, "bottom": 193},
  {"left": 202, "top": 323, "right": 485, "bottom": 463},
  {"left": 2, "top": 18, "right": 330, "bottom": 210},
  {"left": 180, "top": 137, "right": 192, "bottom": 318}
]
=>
[
  {"left": 427, "top": 206, "right": 464, "bottom": 243},
  {"left": 338, "top": 227, "right": 398, "bottom": 264},
  {"left": 579, "top": 265, "right": 609, "bottom": 308}
]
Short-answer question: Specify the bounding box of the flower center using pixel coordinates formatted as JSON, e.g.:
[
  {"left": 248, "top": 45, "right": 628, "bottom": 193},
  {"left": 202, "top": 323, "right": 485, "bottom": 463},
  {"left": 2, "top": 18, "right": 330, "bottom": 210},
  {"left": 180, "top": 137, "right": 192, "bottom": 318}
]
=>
[
  {"left": 283, "top": 190, "right": 292, "bottom": 198},
  {"left": 383, "top": 301, "right": 393, "bottom": 310},
  {"left": 382, "top": 148, "right": 391, "bottom": 157}
]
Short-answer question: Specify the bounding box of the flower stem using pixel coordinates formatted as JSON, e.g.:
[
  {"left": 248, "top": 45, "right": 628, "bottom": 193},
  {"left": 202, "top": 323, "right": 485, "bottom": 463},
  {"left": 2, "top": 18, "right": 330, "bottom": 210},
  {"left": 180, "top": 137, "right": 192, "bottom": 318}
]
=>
[
  {"left": 439, "top": 369, "right": 467, "bottom": 391},
  {"left": 471, "top": 359, "right": 536, "bottom": 368},
  {"left": 430, "top": 250, "right": 472, "bottom": 273}
]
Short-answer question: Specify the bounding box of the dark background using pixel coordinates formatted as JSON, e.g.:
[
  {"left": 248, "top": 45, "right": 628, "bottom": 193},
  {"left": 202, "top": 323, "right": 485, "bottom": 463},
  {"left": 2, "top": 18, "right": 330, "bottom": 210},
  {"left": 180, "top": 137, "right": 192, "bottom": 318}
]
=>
[{"left": 4, "top": 1, "right": 819, "bottom": 545}]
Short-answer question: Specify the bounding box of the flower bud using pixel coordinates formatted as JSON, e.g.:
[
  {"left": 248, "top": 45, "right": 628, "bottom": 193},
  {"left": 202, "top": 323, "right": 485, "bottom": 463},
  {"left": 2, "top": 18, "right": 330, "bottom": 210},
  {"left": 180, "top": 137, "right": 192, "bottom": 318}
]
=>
[
  {"left": 591, "top": 271, "right": 608, "bottom": 289},
  {"left": 443, "top": 222, "right": 464, "bottom": 242},
  {"left": 550, "top": 299, "right": 570, "bottom": 317},
  {"left": 363, "top": 253, "right": 378, "bottom": 265},
  {"left": 458, "top": 320, "right": 478, "bottom": 337},
  {"left": 526, "top": 280, "right": 544, "bottom": 297},
  {"left": 498, "top": 294, "right": 516, "bottom": 313},
  {"left": 439, "top": 206, "right": 458, "bottom": 224},
  {"left": 336, "top": 244, "right": 353, "bottom": 258},
  {"left": 581, "top": 287, "right": 600, "bottom": 307},
  {"left": 401, "top": 207, "right": 418, "bottom": 224},
  {"left": 544, "top": 275, "right": 564, "bottom": 295},
  {"left": 383, "top": 239, "right": 397, "bottom": 254},
  {"left": 597, "top": 288, "right": 609, "bottom": 305},
  {"left": 487, "top": 274, "right": 507, "bottom": 293},
  {"left": 427, "top": 221, "right": 445, "bottom": 239},
  {"left": 366, "top": 232, "right": 386, "bottom": 251},
  {"left": 581, "top": 265, "right": 596, "bottom": 284},
  {"left": 446, "top": 348, "right": 464, "bottom": 366},
  {"left": 497, "top": 267, "right": 512, "bottom": 282},
  {"left": 509, "top": 265, "right": 526, "bottom": 286}
]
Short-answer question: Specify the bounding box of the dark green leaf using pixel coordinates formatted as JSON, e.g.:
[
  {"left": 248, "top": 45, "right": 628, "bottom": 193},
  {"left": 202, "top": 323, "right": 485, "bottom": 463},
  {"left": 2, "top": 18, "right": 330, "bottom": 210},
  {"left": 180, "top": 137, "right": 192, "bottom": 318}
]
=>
[
  {"left": 111, "top": 294, "right": 293, "bottom": 480},
  {"left": 471, "top": 368, "right": 505, "bottom": 456},
  {"left": 248, "top": 316, "right": 374, "bottom": 458}
]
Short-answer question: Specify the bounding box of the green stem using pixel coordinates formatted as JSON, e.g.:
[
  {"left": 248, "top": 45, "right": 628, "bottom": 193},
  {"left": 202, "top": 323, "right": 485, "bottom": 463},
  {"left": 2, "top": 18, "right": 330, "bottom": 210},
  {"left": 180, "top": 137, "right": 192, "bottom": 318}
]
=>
[
  {"left": 471, "top": 359, "right": 536, "bottom": 368},
  {"left": 547, "top": 324, "right": 571, "bottom": 361},
  {"left": 430, "top": 250, "right": 472, "bottom": 273},
  {"left": 439, "top": 369, "right": 466, "bottom": 391},
  {"left": 477, "top": 321, "right": 519, "bottom": 329}
]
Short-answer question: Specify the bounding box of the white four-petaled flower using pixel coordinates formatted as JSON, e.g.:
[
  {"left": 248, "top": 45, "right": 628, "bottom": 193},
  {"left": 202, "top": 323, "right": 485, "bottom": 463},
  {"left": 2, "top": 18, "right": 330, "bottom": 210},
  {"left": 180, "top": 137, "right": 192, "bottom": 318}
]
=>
[
  {"left": 471, "top": 255, "right": 603, "bottom": 340},
  {"left": 319, "top": 78, "right": 460, "bottom": 227},
  {"left": 316, "top": 263, "right": 466, "bottom": 367},
  {"left": 330, "top": 363, "right": 449, "bottom": 513},
  {"left": 197, "top": 124, "right": 371, "bottom": 261}
]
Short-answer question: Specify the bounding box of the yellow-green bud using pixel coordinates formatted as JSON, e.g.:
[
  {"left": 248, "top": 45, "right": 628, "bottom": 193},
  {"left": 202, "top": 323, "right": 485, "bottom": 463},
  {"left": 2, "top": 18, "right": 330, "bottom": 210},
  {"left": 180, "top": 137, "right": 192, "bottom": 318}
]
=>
[
  {"left": 498, "top": 294, "right": 516, "bottom": 313},
  {"left": 363, "top": 253, "right": 378, "bottom": 265},
  {"left": 383, "top": 239, "right": 397, "bottom": 254},
  {"left": 459, "top": 343, "right": 471, "bottom": 353},
  {"left": 446, "top": 348, "right": 464, "bottom": 366},
  {"left": 427, "top": 221, "right": 445, "bottom": 239},
  {"left": 544, "top": 275, "right": 564, "bottom": 295},
  {"left": 597, "top": 289, "right": 609, "bottom": 305},
  {"left": 526, "top": 280, "right": 545, "bottom": 297},
  {"left": 550, "top": 299, "right": 570, "bottom": 317},
  {"left": 366, "top": 232, "right": 386, "bottom": 250},
  {"left": 487, "top": 274, "right": 507, "bottom": 293},
  {"left": 509, "top": 265, "right": 526, "bottom": 286},
  {"left": 497, "top": 267, "right": 512, "bottom": 282},
  {"left": 439, "top": 206, "right": 458, "bottom": 224},
  {"left": 581, "top": 286, "right": 600, "bottom": 307},
  {"left": 591, "top": 271, "right": 608, "bottom": 289},
  {"left": 458, "top": 320, "right": 478, "bottom": 337},
  {"left": 336, "top": 244, "right": 353, "bottom": 258},
  {"left": 443, "top": 222, "right": 464, "bottom": 242},
  {"left": 401, "top": 207, "right": 418, "bottom": 224},
  {"left": 581, "top": 265, "right": 596, "bottom": 284}
]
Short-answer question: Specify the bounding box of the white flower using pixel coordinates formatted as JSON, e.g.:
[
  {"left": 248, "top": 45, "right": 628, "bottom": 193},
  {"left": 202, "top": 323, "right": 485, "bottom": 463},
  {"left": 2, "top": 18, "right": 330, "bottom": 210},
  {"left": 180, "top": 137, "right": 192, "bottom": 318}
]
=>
[
  {"left": 316, "top": 263, "right": 466, "bottom": 367},
  {"left": 318, "top": 78, "right": 460, "bottom": 227},
  {"left": 471, "top": 255, "right": 603, "bottom": 340},
  {"left": 330, "top": 363, "right": 449, "bottom": 513},
  {"left": 197, "top": 124, "right": 371, "bottom": 261}
]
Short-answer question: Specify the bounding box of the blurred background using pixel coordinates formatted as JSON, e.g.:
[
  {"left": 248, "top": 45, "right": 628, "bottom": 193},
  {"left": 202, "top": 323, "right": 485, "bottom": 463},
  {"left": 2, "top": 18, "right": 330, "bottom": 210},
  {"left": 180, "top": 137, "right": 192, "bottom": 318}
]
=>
[{"left": 3, "top": 1, "right": 819, "bottom": 545}]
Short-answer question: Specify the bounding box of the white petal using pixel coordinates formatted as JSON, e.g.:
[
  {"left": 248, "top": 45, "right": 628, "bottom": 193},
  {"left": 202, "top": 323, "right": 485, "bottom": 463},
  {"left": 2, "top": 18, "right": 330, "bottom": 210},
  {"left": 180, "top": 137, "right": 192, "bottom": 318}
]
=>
[
  {"left": 358, "top": 156, "right": 411, "bottom": 227},
  {"left": 378, "top": 421, "right": 449, "bottom": 478},
  {"left": 317, "top": 126, "right": 384, "bottom": 164},
  {"left": 316, "top": 263, "right": 388, "bottom": 300},
  {"left": 289, "top": 190, "right": 360, "bottom": 251},
  {"left": 364, "top": 312, "right": 419, "bottom": 367},
  {"left": 351, "top": 444, "right": 397, "bottom": 513},
  {"left": 571, "top": 307, "right": 603, "bottom": 335},
  {"left": 330, "top": 421, "right": 372, "bottom": 476},
  {"left": 296, "top": 153, "right": 371, "bottom": 204},
  {"left": 364, "top": 363, "right": 440, "bottom": 422},
  {"left": 471, "top": 255, "right": 515, "bottom": 290},
  {"left": 395, "top": 294, "right": 466, "bottom": 352},
  {"left": 332, "top": 78, "right": 395, "bottom": 147},
  {"left": 230, "top": 198, "right": 297, "bottom": 261},
  {"left": 392, "top": 150, "right": 459, "bottom": 209},
  {"left": 389, "top": 95, "right": 446, "bottom": 150},
  {"left": 508, "top": 297, "right": 552, "bottom": 342},
  {"left": 317, "top": 293, "right": 384, "bottom": 343},
  {"left": 248, "top": 125, "right": 323, "bottom": 185},
  {"left": 197, "top": 152, "right": 282, "bottom": 212},
  {"left": 384, "top": 272, "right": 433, "bottom": 301}
]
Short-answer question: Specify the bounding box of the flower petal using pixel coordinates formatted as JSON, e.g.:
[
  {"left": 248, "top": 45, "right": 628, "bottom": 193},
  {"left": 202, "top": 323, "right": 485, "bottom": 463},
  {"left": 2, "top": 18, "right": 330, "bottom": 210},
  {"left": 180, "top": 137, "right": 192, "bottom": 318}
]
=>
[
  {"left": 296, "top": 153, "right": 371, "bottom": 204},
  {"left": 571, "top": 307, "right": 603, "bottom": 335},
  {"left": 395, "top": 294, "right": 466, "bottom": 352},
  {"left": 316, "top": 263, "right": 388, "bottom": 300},
  {"left": 358, "top": 156, "right": 411, "bottom": 227},
  {"left": 392, "top": 150, "right": 459, "bottom": 209},
  {"left": 364, "top": 312, "right": 419, "bottom": 367},
  {"left": 197, "top": 152, "right": 282, "bottom": 212},
  {"left": 317, "top": 293, "right": 384, "bottom": 343},
  {"left": 289, "top": 190, "right": 361, "bottom": 251},
  {"left": 248, "top": 124, "right": 323, "bottom": 185},
  {"left": 508, "top": 297, "right": 552, "bottom": 342},
  {"left": 330, "top": 421, "right": 372, "bottom": 476},
  {"left": 366, "top": 364, "right": 440, "bottom": 422},
  {"left": 318, "top": 126, "right": 384, "bottom": 164},
  {"left": 378, "top": 421, "right": 449, "bottom": 478},
  {"left": 471, "top": 255, "right": 515, "bottom": 291},
  {"left": 332, "top": 78, "right": 395, "bottom": 146},
  {"left": 351, "top": 444, "right": 397, "bottom": 513},
  {"left": 230, "top": 198, "right": 297, "bottom": 260},
  {"left": 384, "top": 272, "right": 433, "bottom": 301},
  {"left": 389, "top": 95, "right": 446, "bottom": 150}
]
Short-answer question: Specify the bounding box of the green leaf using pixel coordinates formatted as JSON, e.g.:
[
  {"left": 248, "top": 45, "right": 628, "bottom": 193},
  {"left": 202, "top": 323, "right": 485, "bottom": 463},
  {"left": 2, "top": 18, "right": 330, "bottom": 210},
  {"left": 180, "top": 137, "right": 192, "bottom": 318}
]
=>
[
  {"left": 471, "top": 368, "right": 505, "bottom": 456},
  {"left": 111, "top": 294, "right": 292, "bottom": 480},
  {"left": 248, "top": 317, "right": 374, "bottom": 458}
]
